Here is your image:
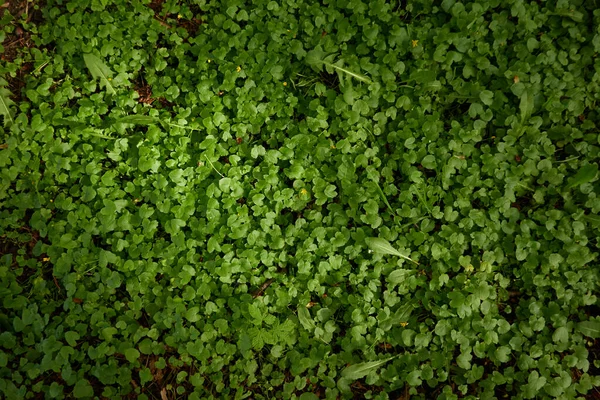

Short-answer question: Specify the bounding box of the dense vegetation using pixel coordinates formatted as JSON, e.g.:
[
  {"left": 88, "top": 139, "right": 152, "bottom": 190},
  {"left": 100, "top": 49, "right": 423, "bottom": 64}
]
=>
[{"left": 1, "top": 0, "right": 599, "bottom": 398}]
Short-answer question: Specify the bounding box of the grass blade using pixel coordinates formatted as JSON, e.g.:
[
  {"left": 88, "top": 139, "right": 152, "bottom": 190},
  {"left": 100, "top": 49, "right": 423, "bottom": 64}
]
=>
[
  {"left": 116, "top": 115, "right": 157, "bottom": 125},
  {"left": 322, "top": 60, "right": 372, "bottom": 83},
  {"left": 375, "top": 181, "right": 398, "bottom": 219}
]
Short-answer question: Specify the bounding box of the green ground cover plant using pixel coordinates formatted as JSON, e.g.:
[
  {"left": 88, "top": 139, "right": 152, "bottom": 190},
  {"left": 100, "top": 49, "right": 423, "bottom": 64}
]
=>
[{"left": 0, "top": 0, "right": 599, "bottom": 398}]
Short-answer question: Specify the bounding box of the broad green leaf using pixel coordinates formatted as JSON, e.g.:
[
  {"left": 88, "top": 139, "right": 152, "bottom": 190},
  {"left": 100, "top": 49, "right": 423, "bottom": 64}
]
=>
[
  {"left": 552, "top": 326, "right": 568, "bottom": 343},
  {"left": 139, "top": 368, "right": 153, "bottom": 385},
  {"left": 297, "top": 306, "right": 315, "bottom": 331},
  {"left": 552, "top": 9, "right": 584, "bottom": 22},
  {"left": 64, "top": 331, "right": 80, "bottom": 347},
  {"left": 83, "top": 53, "right": 116, "bottom": 95},
  {"left": 576, "top": 320, "right": 600, "bottom": 338},
  {"left": 406, "top": 370, "right": 422, "bottom": 386},
  {"left": 527, "top": 371, "right": 547, "bottom": 395},
  {"left": 519, "top": 88, "right": 534, "bottom": 122},
  {"left": 124, "top": 348, "right": 140, "bottom": 363},
  {"left": 341, "top": 357, "right": 395, "bottom": 380},
  {"left": 0, "top": 83, "right": 14, "bottom": 126},
  {"left": 583, "top": 214, "right": 600, "bottom": 227},
  {"left": 185, "top": 306, "right": 201, "bottom": 323},
  {"left": 81, "top": 186, "right": 96, "bottom": 202},
  {"left": 305, "top": 48, "right": 326, "bottom": 67},
  {"left": 365, "top": 237, "right": 418, "bottom": 264},
  {"left": 380, "top": 303, "right": 414, "bottom": 331},
  {"left": 421, "top": 155, "right": 437, "bottom": 169},
  {"left": 73, "top": 379, "right": 94, "bottom": 398},
  {"left": 566, "top": 164, "right": 598, "bottom": 190},
  {"left": 387, "top": 269, "right": 414, "bottom": 285},
  {"left": 479, "top": 90, "right": 494, "bottom": 106}
]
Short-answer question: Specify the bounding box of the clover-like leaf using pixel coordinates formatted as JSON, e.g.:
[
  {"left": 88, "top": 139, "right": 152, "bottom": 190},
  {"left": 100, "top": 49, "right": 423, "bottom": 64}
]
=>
[
  {"left": 73, "top": 379, "right": 94, "bottom": 398},
  {"left": 124, "top": 348, "right": 140, "bottom": 363}
]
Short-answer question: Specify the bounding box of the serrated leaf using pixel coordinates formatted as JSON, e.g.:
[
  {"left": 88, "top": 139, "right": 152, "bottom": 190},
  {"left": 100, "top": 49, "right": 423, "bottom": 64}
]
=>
[
  {"left": 298, "top": 306, "right": 315, "bottom": 331},
  {"left": 365, "top": 237, "right": 418, "bottom": 264},
  {"left": 250, "top": 328, "right": 265, "bottom": 350},
  {"left": 248, "top": 303, "right": 263, "bottom": 324},
  {"left": 566, "top": 164, "right": 598, "bottom": 190},
  {"left": 306, "top": 47, "right": 371, "bottom": 84},
  {"left": 0, "top": 85, "right": 14, "bottom": 126},
  {"left": 576, "top": 320, "right": 600, "bottom": 338},
  {"left": 83, "top": 53, "right": 116, "bottom": 95},
  {"left": 341, "top": 357, "right": 395, "bottom": 380}
]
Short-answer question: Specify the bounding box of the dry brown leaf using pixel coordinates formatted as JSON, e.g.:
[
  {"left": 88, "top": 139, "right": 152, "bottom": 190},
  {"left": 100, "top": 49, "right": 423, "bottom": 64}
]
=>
[{"left": 160, "top": 388, "right": 169, "bottom": 400}]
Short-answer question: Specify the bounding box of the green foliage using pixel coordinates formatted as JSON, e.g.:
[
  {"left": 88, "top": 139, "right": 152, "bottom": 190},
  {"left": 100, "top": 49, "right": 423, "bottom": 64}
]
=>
[
  {"left": 82, "top": 53, "right": 117, "bottom": 95},
  {"left": 0, "top": 0, "right": 599, "bottom": 398},
  {"left": 341, "top": 357, "right": 396, "bottom": 380},
  {"left": 365, "top": 237, "right": 419, "bottom": 264},
  {"left": 0, "top": 78, "right": 14, "bottom": 126}
]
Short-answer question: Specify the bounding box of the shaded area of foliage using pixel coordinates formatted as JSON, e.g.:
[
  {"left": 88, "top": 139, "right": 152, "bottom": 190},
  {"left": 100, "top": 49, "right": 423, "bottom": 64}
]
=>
[{"left": 1, "top": 0, "right": 600, "bottom": 399}]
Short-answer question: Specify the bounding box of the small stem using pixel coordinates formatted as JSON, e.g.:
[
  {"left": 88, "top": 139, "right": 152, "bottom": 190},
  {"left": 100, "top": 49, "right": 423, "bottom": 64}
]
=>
[{"left": 205, "top": 155, "right": 224, "bottom": 178}]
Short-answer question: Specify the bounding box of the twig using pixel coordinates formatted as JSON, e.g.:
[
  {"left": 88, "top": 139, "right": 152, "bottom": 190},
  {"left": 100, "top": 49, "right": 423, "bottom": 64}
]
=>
[
  {"left": 253, "top": 279, "right": 274, "bottom": 298},
  {"left": 53, "top": 276, "right": 61, "bottom": 292},
  {"left": 154, "top": 16, "right": 173, "bottom": 29}
]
